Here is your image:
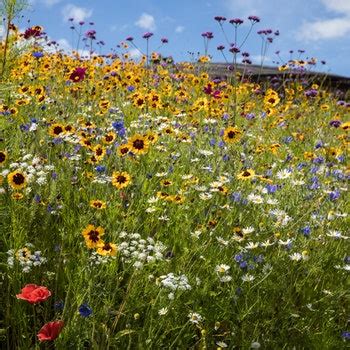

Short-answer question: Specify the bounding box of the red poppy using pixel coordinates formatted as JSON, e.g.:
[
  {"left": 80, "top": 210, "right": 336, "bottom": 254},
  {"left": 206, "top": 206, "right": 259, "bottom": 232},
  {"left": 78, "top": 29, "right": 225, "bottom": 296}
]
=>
[
  {"left": 37, "top": 321, "right": 64, "bottom": 342},
  {"left": 69, "top": 67, "right": 87, "bottom": 82},
  {"left": 16, "top": 284, "right": 51, "bottom": 304}
]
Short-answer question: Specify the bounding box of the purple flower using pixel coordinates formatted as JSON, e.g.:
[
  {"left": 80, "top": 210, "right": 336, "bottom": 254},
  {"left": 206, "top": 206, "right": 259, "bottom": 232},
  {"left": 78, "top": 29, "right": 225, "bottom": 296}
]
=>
[
  {"left": 161, "top": 37, "right": 168, "bottom": 44},
  {"left": 329, "top": 120, "right": 342, "bottom": 128},
  {"left": 85, "top": 30, "right": 96, "bottom": 40},
  {"left": 143, "top": 32, "right": 153, "bottom": 39},
  {"left": 305, "top": 89, "right": 318, "bottom": 97},
  {"left": 126, "top": 36, "right": 134, "bottom": 42},
  {"left": 214, "top": 16, "right": 226, "bottom": 23},
  {"left": 202, "top": 31, "right": 214, "bottom": 39},
  {"left": 217, "top": 45, "right": 225, "bottom": 51},
  {"left": 248, "top": 15, "right": 260, "bottom": 23},
  {"left": 229, "top": 45, "right": 240, "bottom": 54},
  {"left": 229, "top": 18, "right": 244, "bottom": 25}
]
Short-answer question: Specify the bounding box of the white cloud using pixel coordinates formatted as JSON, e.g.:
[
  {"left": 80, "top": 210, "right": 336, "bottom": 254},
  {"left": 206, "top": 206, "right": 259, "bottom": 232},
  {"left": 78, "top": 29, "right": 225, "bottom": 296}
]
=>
[
  {"left": 321, "top": 0, "right": 350, "bottom": 15},
  {"left": 298, "top": 17, "right": 350, "bottom": 40},
  {"left": 135, "top": 13, "right": 156, "bottom": 31},
  {"left": 62, "top": 4, "right": 93, "bottom": 23},
  {"left": 175, "top": 25, "right": 185, "bottom": 33},
  {"left": 297, "top": 0, "right": 350, "bottom": 41}
]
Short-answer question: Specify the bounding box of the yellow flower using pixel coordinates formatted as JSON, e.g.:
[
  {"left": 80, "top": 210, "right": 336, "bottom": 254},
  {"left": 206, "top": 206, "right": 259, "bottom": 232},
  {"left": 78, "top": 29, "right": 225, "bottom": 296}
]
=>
[
  {"left": 264, "top": 93, "right": 280, "bottom": 107},
  {"left": 48, "top": 123, "right": 65, "bottom": 138},
  {"left": 82, "top": 224, "right": 105, "bottom": 249},
  {"left": 16, "top": 247, "right": 31, "bottom": 261},
  {"left": 160, "top": 179, "right": 172, "bottom": 187},
  {"left": 341, "top": 121, "right": 350, "bottom": 131},
  {"left": 90, "top": 199, "right": 107, "bottom": 209},
  {"left": 144, "top": 131, "right": 158, "bottom": 144},
  {"left": 169, "top": 194, "right": 185, "bottom": 204},
  {"left": 102, "top": 132, "right": 116, "bottom": 144},
  {"left": 112, "top": 171, "right": 132, "bottom": 190},
  {"left": 223, "top": 126, "right": 242, "bottom": 144},
  {"left": 12, "top": 192, "right": 24, "bottom": 200},
  {"left": 117, "top": 144, "right": 130, "bottom": 157},
  {"left": 96, "top": 242, "right": 117, "bottom": 256},
  {"left": 0, "top": 151, "right": 7, "bottom": 165},
  {"left": 127, "top": 134, "right": 149, "bottom": 155},
  {"left": 7, "top": 170, "right": 27, "bottom": 190},
  {"left": 198, "top": 55, "right": 210, "bottom": 63},
  {"left": 93, "top": 144, "right": 106, "bottom": 160},
  {"left": 237, "top": 169, "right": 255, "bottom": 180}
]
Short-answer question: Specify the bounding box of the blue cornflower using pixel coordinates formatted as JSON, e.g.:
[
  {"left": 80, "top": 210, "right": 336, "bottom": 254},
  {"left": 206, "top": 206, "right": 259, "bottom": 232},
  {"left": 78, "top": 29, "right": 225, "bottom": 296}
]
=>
[
  {"left": 231, "top": 192, "right": 241, "bottom": 203},
  {"left": 95, "top": 165, "right": 106, "bottom": 173},
  {"left": 112, "top": 120, "right": 124, "bottom": 131},
  {"left": 234, "top": 253, "right": 243, "bottom": 262},
  {"left": 301, "top": 226, "right": 311, "bottom": 237},
  {"left": 79, "top": 303, "right": 93, "bottom": 317},
  {"left": 266, "top": 184, "right": 278, "bottom": 194},
  {"left": 239, "top": 261, "right": 248, "bottom": 269},
  {"left": 282, "top": 136, "right": 293, "bottom": 144},
  {"left": 329, "top": 190, "right": 340, "bottom": 201},
  {"left": 32, "top": 51, "right": 44, "bottom": 58},
  {"left": 222, "top": 154, "right": 230, "bottom": 161},
  {"left": 341, "top": 331, "right": 350, "bottom": 341}
]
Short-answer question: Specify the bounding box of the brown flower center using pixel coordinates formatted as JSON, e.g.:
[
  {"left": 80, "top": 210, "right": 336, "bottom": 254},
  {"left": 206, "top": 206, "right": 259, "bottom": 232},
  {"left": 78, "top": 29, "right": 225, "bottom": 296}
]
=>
[
  {"left": 227, "top": 131, "right": 236, "bottom": 138},
  {"left": 53, "top": 126, "right": 63, "bottom": 135},
  {"left": 133, "top": 139, "right": 144, "bottom": 150},
  {"left": 116, "top": 175, "right": 127, "bottom": 184},
  {"left": 13, "top": 173, "right": 25, "bottom": 185},
  {"left": 88, "top": 230, "right": 100, "bottom": 242}
]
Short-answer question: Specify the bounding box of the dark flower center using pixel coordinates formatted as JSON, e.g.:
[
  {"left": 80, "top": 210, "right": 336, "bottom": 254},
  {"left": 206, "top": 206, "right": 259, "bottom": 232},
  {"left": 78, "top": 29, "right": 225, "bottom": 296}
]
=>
[
  {"left": 133, "top": 140, "right": 144, "bottom": 150},
  {"left": 53, "top": 126, "right": 63, "bottom": 135},
  {"left": 227, "top": 131, "right": 236, "bottom": 138},
  {"left": 88, "top": 230, "right": 100, "bottom": 242},
  {"left": 102, "top": 243, "right": 112, "bottom": 251},
  {"left": 0, "top": 152, "right": 5, "bottom": 162},
  {"left": 242, "top": 171, "right": 251, "bottom": 177},
  {"left": 116, "top": 175, "right": 127, "bottom": 184},
  {"left": 13, "top": 173, "right": 25, "bottom": 185}
]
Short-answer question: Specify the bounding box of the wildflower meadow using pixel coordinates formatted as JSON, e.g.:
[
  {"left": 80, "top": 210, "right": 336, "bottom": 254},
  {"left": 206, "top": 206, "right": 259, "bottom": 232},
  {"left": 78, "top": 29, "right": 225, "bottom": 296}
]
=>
[{"left": 0, "top": 1, "right": 349, "bottom": 349}]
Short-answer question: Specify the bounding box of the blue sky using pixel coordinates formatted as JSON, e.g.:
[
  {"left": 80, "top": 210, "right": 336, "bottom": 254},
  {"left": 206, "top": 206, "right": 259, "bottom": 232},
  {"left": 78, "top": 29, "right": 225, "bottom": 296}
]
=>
[{"left": 17, "top": 0, "right": 350, "bottom": 76}]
